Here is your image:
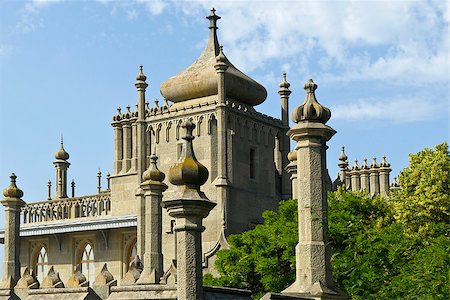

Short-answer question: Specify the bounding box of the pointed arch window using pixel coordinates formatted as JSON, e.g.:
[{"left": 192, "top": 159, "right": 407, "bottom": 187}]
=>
[
  {"left": 35, "top": 246, "right": 48, "bottom": 284},
  {"left": 127, "top": 239, "right": 137, "bottom": 270},
  {"left": 80, "top": 243, "right": 94, "bottom": 286}
]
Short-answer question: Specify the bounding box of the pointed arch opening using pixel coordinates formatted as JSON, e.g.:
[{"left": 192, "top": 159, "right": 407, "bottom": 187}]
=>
[
  {"left": 79, "top": 243, "right": 95, "bottom": 286},
  {"left": 127, "top": 239, "right": 137, "bottom": 271},
  {"left": 34, "top": 245, "right": 48, "bottom": 284}
]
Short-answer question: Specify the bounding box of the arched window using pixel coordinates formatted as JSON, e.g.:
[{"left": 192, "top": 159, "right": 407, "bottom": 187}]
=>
[
  {"left": 127, "top": 239, "right": 137, "bottom": 270},
  {"left": 80, "top": 243, "right": 94, "bottom": 286},
  {"left": 35, "top": 246, "right": 48, "bottom": 283}
]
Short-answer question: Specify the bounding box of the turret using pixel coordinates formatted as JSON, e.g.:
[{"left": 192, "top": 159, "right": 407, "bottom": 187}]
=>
[{"left": 53, "top": 136, "right": 70, "bottom": 199}]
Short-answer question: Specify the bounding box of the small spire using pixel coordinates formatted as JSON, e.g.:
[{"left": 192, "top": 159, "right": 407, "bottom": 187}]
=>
[
  {"left": 126, "top": 105, "right": 131, "bottom": 113},
  {"left": 145, "top": 101, "right": 150, "bottom": 111},
  {"left": 54, "top": 137, "right": 69, "bottom": 161},
  {"left": 117, "top": 106, "right": 122, "bottom": 114},
  {"left": 205, "top": 8, "right": 221, "bottom": 55},
  {"left": 60, "top": 133, "right": 64, "bottom": 146},
  {"left": 279, "top": 72, "right": 291, "bottom": 90},
  {"left": 338, "top": 146, "right": 348, "bottom": 169},
  {"left": 291, "top": 79, "right": 331, "bottom": 124},
  {"left": 154, "top": 100, "right": 159, "bottom": 108},
  {"left": 142, "top": 153, "right": 166, "bottom": 182},
  {"left": 214, "top": 45, "right": 228, "bottom": 71}
]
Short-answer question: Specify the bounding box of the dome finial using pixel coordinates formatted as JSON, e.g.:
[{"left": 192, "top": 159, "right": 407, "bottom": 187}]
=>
[
  {"left": 291, "top": 78, "right": 331, "bottom": 124},
  {"left": 55, "top": 136, "right": 69, "bottom": 160},
  {"left": 207, "top": 8, "right": 220, "bottom": 30},
  {"left": 2, "top": 173, "right": 24, "bottom": 199},
  {"left": 169, "top": 120, "right": 208, "bottom": 188},
  {"left": 278, "top": 72, "right": 291, "bottom": 93},
  {"left": 136, "top": 65, "right": 147, "bottom": 82}
]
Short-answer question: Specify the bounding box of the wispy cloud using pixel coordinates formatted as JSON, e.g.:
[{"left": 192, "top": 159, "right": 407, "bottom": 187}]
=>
[
  {"left": 16, "top": 0, "right": 64, "bottom": 33},
  {"left": 330, "top": 95, "right": 446, "bottom": 123}
]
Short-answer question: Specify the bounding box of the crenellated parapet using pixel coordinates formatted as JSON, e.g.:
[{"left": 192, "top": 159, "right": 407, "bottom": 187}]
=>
[{"left": 333, "top": 146, "right": 395, "bottom": 196}]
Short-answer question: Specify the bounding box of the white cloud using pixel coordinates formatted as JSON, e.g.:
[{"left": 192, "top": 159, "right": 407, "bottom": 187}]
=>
[
  {"left": 136, "top": 0, "right": 167, "bottom": 16},
  {"left": 330, "top": 95, "right": 447, "bottom": 123},
  {"left": 17, "top": 0, "right": 64, "bottom": 33},
  {"left": 127, "top": 9, "right": 139, "bottom": 20}
]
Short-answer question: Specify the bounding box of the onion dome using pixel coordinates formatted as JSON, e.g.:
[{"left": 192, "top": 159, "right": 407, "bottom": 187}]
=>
[
  {"left": 136, "top": 65, "right": 147, "bottom": 81},
  {"left": 361, "top": 158, "right": 370, "bottom": 170},
  {"left": 169, "top": 120, "right": 208, "bottom": 187},
  {"left": 160, "top": 9, "right": 267, "bottom": 106},
  {"left": 338, "top": 146, "right": 348, "bottom": 170},
  {"left": 2, "top": 173, "right": 24, "bottom": 199},
  {"left": 55, "top": 137, "right": 69, "bottom": 160},
  {"left": 379, "top": 156, "right": 391, "bottom": 168},
  {"left": 142, "top": 153, "right": 166, "bottom": 182},
  {"left": 291, "top": 79, "right": 331, "bottom": 124}
]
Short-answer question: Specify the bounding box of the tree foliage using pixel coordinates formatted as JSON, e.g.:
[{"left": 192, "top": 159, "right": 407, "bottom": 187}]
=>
[{"left": 204, "top": 143, "right": 450, "bottom": 299}]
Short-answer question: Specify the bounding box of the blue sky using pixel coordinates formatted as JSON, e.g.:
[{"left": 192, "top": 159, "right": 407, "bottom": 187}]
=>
[{"left": 0, "top": 0, "right": 448, "bottom": 271}]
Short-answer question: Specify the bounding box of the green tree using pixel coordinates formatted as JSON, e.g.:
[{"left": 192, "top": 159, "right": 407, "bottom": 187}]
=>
[
  {"left": 205, "top": 143, "right": 450, "bottom": 299},
  {"left": 389, "top": 142, "right": 450, "bottom": 236}
]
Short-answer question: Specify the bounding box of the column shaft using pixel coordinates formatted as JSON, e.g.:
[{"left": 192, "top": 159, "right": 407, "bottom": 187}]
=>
[{"left": 114, "top": 125, "right": 123, "bottom": 175}]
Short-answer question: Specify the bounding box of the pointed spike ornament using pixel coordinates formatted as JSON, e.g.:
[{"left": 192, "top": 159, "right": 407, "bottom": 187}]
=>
[
  {"left": 291, "top": 79, "right": 331, "bottom": 124},
  {"left": 279, "top": 72, "right": 291, "bottom": 91},
  {"left": 3, "top": 173, "right": 24, "bottom": 199}
]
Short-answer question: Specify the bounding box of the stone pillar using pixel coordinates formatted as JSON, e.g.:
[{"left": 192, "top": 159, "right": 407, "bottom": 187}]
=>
[
  {"left": 134, "top": 66, "right": 149, "bottom": 260},
  {"left": 359, "top": 159, "right": 370, "bottom": 192},
  {"left": 283, "top": 79, "right": 343, "bottom": 299},
  {"left": 1, "top": 173, "right": 26, "bottom": 288},
  {"left": 279, "top": 73, "right": 293, "bottom": 199},
  {"left": 378, "top": 156, "right": 391, "bottom": 197},
  {"left": 122, "top": 119, "right": 132, "bottom": 173},
  {"left": 369, "top": 158, "right": 380, "bottom": 196},
  {"left": 113, "top": 118, "right": 123, "bottom": 175},
  {"left": 53, "top": 139, "right": 70, "bottom": 199},
  {"left": 131, "top": 120, "right": 138, "bottom": 172},
  {"left": 136, "top": 153, "right": 168, "bottom": 284},
  {"left": 214, "top": 44, "right": 231, "bottom": 234},
  {"left": 162, "top": 120, "right": 216, "bottom": 300},
  {"left": 349, "top": 161, "right": 361, "bottom": 192},
  {"left": 286, "top": 150, "right": 298, "bottom": 200}
]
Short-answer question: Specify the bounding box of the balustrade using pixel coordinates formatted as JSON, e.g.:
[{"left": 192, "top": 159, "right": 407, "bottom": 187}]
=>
[{"left": 21, "top": 193, "right": 111, "bottom": 224}]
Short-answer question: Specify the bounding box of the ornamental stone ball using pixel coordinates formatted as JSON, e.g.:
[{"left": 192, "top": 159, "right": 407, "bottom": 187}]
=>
[{"left": 142, "top": 153, "right": 166, "bottom": 183}]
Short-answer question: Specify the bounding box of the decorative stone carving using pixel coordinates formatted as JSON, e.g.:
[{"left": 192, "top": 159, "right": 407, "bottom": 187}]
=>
[
  {"left": 122, "top": 256, "right": 143, "bottom": 285},
  {"left": 16, "top": 267, "right": 39, "bottom": 289},
  {"left": 41, "top": 266, "right": 64, "bottom": 288},
  {"left": 66, "top": 264, "right": 88, "bottom": 288}
]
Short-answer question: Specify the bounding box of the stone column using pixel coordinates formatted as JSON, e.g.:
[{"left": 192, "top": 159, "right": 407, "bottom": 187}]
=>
[
  {"left": 162, "top": 120, "right": 216, "bottom": 300},
  {"left": 135, "top": 66, "right": 149, "bottom": 259},
  {"left": 113, "top": 116, "right": 124, "bottom": 175},
  {"left": 214, "top": 45, "right": 231, "bottom": 234},
  {"left": 136, "top": 153, "right": 168, "bottom": 284},
  {"left": 53, "top": 138, "right": 70, "bottom": 199},
  {"left": 1, "top": 173, "right": 26, "bottom": 288},
  {"left": 283, "top": 79, "right": 343, "bottom": 299},
  {"left": 349, "top": 161, "right": 361, "bottom": 192},
  {"left": 122, "top": 119, "right": 132, "bottom": 173},
  {"left": 359, "top": 159, "right": 370, "bottom": 192},
  {"left": 286, "top": 150, "right": 298, "bottom": 200},
  {"left": 369, "top": 158, "right": 380, "bottom": 196},
  {"left": 378, "top": 157, "right": 391, "bottom": 197},
  {"left": 279, "top": 73, "right": 293, "bottom": 199},
  {"left": 131, "top": 119, "right": 138, "bottom": 172}
]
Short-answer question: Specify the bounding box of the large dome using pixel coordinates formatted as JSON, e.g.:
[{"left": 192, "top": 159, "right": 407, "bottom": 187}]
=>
[{"left": 160, "top": 10, "right": 267, "bottom": 106}]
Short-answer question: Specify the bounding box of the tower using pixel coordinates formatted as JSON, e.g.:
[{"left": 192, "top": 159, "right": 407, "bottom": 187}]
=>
[{"left": 53, "top": 137, "right": 70, "bottom": 199}]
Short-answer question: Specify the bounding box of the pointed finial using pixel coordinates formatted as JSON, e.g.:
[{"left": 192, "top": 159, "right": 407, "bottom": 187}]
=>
[
  {"left": 154, "top": 100, "right": 159, "bottom": 108},
  {"left": 55, "top": 137, "right": 69, "bottom": 160},
  {"left": 291, "top": 78, "right": 331, "bottom": 124},
  {"left": 361, "top": 158, "right": 369, "bottom": 170},
  {"left": 279, "top": 72, "right": 291, "bottom": 90},
  {"left": 3, "top": 173, "right": 24, "bottom": 200},
  {"left": 338, "top": 146, "right": 348, "bottom": 161},
  {"left": 380, "top": 156, "right": 391, "bottom": 168},
  {"left": 351, "top": 160, "right": 359, "bottom": 170},
  {"left": 142, "top": 153, "right": 166, "bottom": 182},
  {"left": 117, "top": 106, "right": 122, "bottom": 114},
  {"left": 370, "top": 157, "right": 379, "bottom": 168},
  {"left": 136, "top": 65, "right": 147, "bottom": 81},
  {"left": 207, "top": 8, "right": 221, "bottom": 29},
  {"left": 169, "top": 120, "right": 209, "bottom": 187},
  {"left": 126, "top": 105, "right": 131, "bottom": 113},
  {"left": 215, "top": 44, "right": 228, "bottom": 71}
]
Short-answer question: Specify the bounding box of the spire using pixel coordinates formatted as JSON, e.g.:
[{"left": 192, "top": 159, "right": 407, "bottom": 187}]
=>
[
  {"left": 361, "top": 158, "right": 370, "bottom": 170},
  {"left": 142, "top": 153, "right": 165, "bottom": 183},
  {"left": 351, "top": 160, "right": 360, "bottom": 171},
  {"left": 380, "top": 156, "right": 390, "bottom": 167},
  {"left": 136, "top": 65, "right": 147, "bottom": 82},
  {"left": 206, "top": 8, "right": 220, "bottom": 55},
  {"left": 370, "top": 157, "right": 379, "bottom": 168},
  {"left": 338, "top": 146, "right": 348, "bottom": 169},
  {"left": 291, "top": 79, "right": 331, "bottom": 124}
]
